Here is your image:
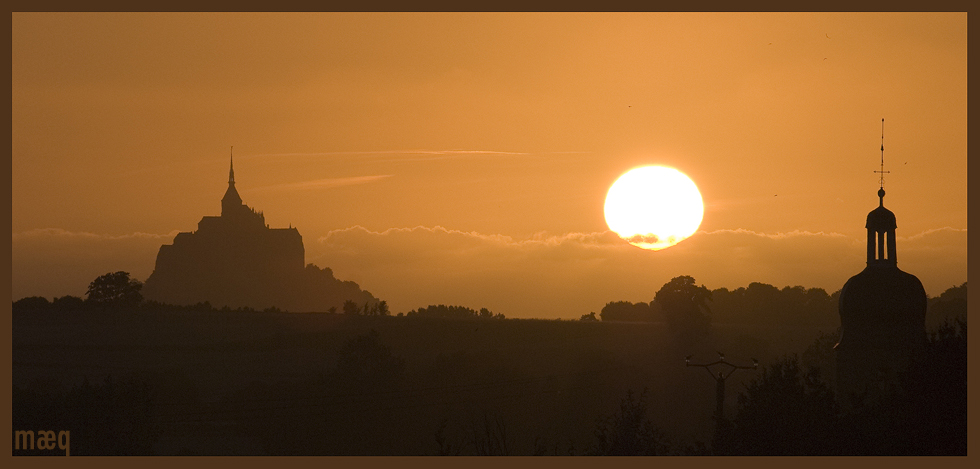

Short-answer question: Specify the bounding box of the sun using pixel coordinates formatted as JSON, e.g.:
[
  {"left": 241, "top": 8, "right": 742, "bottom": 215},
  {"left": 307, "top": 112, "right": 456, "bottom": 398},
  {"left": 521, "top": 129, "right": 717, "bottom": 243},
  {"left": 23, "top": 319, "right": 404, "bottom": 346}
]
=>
[{"left": 604, "top": 166, "right": 704, "bottom": 250}]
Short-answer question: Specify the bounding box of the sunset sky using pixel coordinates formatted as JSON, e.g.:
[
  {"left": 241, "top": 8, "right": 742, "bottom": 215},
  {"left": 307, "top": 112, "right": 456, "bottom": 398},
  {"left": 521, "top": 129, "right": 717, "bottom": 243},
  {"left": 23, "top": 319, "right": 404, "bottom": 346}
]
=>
[{"left": 12, "top": 13, "right": 967, "bottom": 319}]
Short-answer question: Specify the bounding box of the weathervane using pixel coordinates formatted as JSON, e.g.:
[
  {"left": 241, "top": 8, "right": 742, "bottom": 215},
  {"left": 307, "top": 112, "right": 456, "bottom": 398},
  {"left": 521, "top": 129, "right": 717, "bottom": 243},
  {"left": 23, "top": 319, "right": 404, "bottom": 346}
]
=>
[{"left": 874, "top": 118, "right": 889, "bottom": 189}]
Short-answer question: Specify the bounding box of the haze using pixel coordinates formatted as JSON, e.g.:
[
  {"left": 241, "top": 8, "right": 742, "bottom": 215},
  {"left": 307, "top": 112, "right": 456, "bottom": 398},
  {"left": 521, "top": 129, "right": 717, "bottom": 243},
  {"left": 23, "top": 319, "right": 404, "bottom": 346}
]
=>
[{"left": 11, "top": 13, "right": 966, "bottom": 318}]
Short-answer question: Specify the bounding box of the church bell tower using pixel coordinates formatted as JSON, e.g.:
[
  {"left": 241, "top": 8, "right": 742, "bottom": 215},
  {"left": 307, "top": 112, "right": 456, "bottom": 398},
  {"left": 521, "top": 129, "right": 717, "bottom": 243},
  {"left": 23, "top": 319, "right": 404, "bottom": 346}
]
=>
[{"left": 834, "top": 120, "right": 927, "bottom": 405}]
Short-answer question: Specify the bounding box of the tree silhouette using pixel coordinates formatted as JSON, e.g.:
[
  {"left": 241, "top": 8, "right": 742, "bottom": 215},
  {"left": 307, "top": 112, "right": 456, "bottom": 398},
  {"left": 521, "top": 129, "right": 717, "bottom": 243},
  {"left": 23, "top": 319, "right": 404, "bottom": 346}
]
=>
[
  {"left": 406, "top": 304, "right": 503, "bottom": 320},
  {"left": 430, "top": 413, "right": 513, "bottom": 456},
  {"left": 599, "top": 301, "right": 654, "bottom": 322},
  {"left": 653, "top": 276, "right": 711, "bottom": 342},
  {"left": 589, "top": 389, "right": 669, "bottom": 455},
  {"left": 801, "top": 329, "right": 838, "bottom": 389},
  {"left": 433, "top": 419, "right": 462, "bottom": 455},
  {"left": 901, "top": 317, "right": 967, "bottom": 455},
  {"left": 708, "top": 283, "right": 838, "bottom": 327},
  {"left": 841, "top": 317, "right": 968, "bottom": 455},
  {"left": 728, "top": 356, "right": 839, "bottom": 455},
  {"left": 85, "top": 271, "right": 143, "bottom": 310},
  {"left": 342, "top": 299, "right": 359, "bottom": 315},
  {"left": 726, "top": 314, "right": 966, "bottom": 456},
  {"left": 53, "top": 295, "right": 86, "bottom": 312},
  {"left": 926, "top": 282, "right": 966, "bottom": 328},
  {"left": 12, "top": 296, "right": 51, "bottom": 312},
  {"left": 473, "top": 414, "right": 511, "bottom": 455}
]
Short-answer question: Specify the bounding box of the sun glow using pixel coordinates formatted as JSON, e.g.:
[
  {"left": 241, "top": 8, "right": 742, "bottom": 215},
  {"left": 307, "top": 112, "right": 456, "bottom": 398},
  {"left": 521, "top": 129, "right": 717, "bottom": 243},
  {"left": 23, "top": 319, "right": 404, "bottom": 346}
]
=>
[{"left": 604, "top": 166, "right": 704, "bottom": 250}]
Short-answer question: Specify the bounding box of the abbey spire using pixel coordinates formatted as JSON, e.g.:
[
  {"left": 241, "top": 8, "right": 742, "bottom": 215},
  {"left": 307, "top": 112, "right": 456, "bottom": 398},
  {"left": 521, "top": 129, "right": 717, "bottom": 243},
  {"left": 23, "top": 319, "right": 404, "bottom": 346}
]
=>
[{"left": 222, "top": 146, "right": 244, "bottom": 217}]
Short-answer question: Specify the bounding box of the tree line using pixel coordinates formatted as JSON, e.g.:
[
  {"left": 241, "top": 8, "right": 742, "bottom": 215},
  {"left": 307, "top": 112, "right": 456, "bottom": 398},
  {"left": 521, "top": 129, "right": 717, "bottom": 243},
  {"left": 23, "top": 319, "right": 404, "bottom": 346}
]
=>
[
  {"left": 591, "top": 276, "right": 967, "bottom": 331},
  {"left": 13, "top": 271, "right": 146, "bottom": 313},
  {"left": 13, "top": 271, "right": 499, "bottom": 320},
  {"left": 580, "top": 276, "right": 713, "bottom": 342},
  {"left": 406, "top": 304, "right": 505, "bottom": 320},
  {"left": 14, "top": 272, "right": 964, "bottom": 331},
  {"left": 11, "top": 271, "right": 389, "bottom": 316}
]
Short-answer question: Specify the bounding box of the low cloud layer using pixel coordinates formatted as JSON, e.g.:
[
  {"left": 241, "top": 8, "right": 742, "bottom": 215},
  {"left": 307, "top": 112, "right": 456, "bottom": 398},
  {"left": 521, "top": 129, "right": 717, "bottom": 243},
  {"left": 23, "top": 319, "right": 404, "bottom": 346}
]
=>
[
  {"left": 11, "top": 228, "right": 177, "bottom": 300},
  {"left": 309, "top": 225, "right": 967, "bottom": 318},
  {"left": 12, "top": 225, "right": 966, "bottom": 319}
]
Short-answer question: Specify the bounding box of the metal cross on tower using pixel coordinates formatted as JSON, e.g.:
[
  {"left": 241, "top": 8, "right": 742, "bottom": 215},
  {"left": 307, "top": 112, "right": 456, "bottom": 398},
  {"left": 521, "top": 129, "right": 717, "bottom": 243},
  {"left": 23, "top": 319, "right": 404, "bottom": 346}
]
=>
[{"left": 874, "top": 118, "right": 889, "bottom": 189}]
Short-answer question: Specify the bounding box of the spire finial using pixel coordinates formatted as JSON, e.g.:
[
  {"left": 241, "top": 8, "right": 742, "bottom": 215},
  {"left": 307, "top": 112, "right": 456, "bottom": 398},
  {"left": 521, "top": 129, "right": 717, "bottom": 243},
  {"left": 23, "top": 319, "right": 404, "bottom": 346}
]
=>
[
  {"left": 229, "top": 146, "right": 235, "bottom": 185},
  {"left": 874, "top": 118, "right": 889, "bottom": 206}
]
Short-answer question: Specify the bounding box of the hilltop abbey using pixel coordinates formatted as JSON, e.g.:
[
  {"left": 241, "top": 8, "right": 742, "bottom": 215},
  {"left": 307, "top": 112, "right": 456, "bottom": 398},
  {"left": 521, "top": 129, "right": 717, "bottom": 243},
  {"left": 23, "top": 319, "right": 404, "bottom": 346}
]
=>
[{"left": 142, "top": 154, "right": 377, "bottom": 312}]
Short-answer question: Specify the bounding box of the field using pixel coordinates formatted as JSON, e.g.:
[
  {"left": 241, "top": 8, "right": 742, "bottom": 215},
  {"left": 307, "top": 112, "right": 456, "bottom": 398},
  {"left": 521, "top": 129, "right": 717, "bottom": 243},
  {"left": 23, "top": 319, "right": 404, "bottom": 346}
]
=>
[{"left": 13, "top": 309, "right": 834, "bottom": 455}]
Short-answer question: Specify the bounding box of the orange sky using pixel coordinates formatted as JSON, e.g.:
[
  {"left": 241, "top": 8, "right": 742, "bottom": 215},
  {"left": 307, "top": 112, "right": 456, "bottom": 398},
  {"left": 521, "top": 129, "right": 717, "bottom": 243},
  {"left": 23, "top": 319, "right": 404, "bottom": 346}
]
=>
[{"left": 11, "top": 13, "right": 967, "bottom": 318}]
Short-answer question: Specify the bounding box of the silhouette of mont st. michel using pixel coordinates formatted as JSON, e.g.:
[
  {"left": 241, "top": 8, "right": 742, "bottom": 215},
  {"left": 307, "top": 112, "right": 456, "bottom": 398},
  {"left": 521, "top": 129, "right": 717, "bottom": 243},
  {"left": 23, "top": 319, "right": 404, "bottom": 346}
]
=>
[{"left": 142, "top": 155, "right": 377, "bottom": 312}]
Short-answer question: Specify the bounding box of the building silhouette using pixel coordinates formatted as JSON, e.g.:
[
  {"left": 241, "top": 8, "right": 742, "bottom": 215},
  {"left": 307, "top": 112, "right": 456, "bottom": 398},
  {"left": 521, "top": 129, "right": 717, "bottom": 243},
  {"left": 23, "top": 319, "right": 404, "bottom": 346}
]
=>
[
  {"left": 142, "top": 154, "right": 377, "bottom": 312},
  {"left": 834, "top": 186, "right": 927, "bottom": 405}
]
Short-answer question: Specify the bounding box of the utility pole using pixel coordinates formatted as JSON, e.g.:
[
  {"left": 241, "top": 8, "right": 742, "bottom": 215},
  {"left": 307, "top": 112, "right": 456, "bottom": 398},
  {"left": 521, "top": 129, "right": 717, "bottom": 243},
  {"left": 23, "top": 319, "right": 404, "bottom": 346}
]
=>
[
  {"left": 686, "top": 352, "right": 758, "bottom": 421},
  {"left": 686, "top": 352, "right": 758, "bottom": 454}
]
